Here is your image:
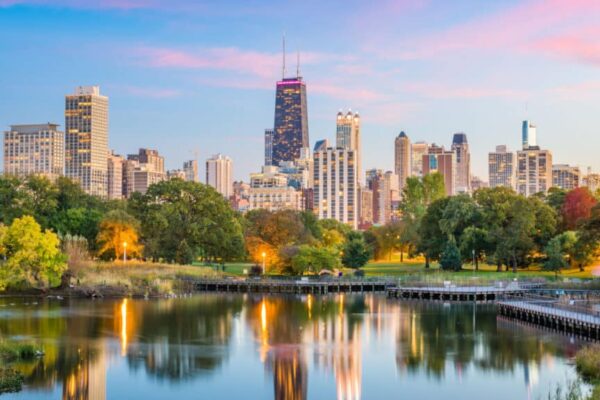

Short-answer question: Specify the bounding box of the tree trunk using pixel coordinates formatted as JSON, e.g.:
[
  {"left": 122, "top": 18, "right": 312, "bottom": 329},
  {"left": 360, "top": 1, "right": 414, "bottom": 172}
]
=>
[
  {"left": 512, "top": 255, "right": 517, "bottom": 273},
  {"left": 496, "top": 260, "right": 502, "bottom": 272},
  {"left": 579, "top": 263, "right": 584, "bottom": 272},
  {"left": 475, "top": 257, "right": 479, "bottom": 271},
  {"left": 425, "top": 256, "right": 430, "bottom": 269},
  {"left": 400, "top": 250, "right": 404, "bottom": 263}
]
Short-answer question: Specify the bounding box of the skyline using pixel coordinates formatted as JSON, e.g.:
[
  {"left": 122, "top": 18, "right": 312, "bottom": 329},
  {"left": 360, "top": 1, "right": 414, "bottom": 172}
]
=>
[{"left": 2, "top": 0, "right": 600, "bottom": 181}]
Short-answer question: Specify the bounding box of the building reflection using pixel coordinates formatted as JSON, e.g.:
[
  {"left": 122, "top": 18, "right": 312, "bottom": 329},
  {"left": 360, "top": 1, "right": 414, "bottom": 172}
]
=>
[{"left": 62, "top": 344, "right": 106, "bottom": 400}]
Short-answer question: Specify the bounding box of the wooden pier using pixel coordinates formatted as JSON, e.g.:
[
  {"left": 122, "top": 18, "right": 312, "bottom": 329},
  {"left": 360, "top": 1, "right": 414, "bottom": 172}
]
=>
[
  {"left": 386, "top": 286, "right": 526, "bottom": 302},
  {"left": 497, "top": 300, "right": 600, "bottom": 339},
  {"left": 193, "top": 278, "right": 394, "bottom": 294}
]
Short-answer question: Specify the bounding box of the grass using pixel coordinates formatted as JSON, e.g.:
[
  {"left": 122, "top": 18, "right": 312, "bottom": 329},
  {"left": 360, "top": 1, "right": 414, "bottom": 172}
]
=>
[
  {"left": 0, "top": 368, "right": 24, "bottom": 394},
  {"left": 0, "top": 342, "right": 39, "bottom": 362},
  {"left": 576, "top": 344, "right": 600, "bottom": 383}
]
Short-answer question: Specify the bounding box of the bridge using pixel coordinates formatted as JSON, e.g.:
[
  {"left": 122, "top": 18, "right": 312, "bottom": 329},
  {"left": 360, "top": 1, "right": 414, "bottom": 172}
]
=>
[
  {"left": 192, "top": 278, "right": 396, "bottom": 294},
  {"left": 386, "top": 285, "right": 528, "bottom": 302}
]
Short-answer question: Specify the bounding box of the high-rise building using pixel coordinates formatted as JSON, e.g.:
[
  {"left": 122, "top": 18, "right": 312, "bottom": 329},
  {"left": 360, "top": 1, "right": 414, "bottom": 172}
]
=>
[
  {"left": 488, "top": 145, "right": 515, "bottom": 189},
  {"left": 206, "top": 154, "right": 233, "bottom": 198},
  {"left": 394, "top": 131, "right": 411, "bottom": 192},
  {"left": 336, "top": 110, "right": 361, "bottom": 185},
  {"left": 470, "top": 176, "right": 489, "bottom": 192},
  {"left": 516, "top": 148, "right": 553, "bottom": 196},
  {"left": 422, "top": 144, "right": 456, "bottom": 196},
  {"left": 313, "top": 140, "right": 358, "bottom": 229},
  {"left": 107, "top": 151, "right": 125, "bottom": 199},
  {"left": 248, "top": 166, "right": 303, "bottom": 211},
  {"left": 183, "top": 160, "right": 198, "bottom": 182},
  {"left": 552, "top": 164, "right": 580, "bottom": 190},
  {"left": 272, "top": 77, "right": 309, "bottom": 166},
  {"left": 451, "top": 133, "right": 470, "bottom": 193},
  {"left": 410, "top": 141, "right": 428, "bottom": 178},
  {"left": 65, "top": 86, "right": 109, "bottom": 197},
  {"left": 358, "top": 187, "right": 373, "bottom": 228},
  {"left": 123, "top": 148, "right": 166, "bottom": 196},
  {"left": 264, "top": 128, "right": 274, "bottom": 166},
  {"left": 583, "top": 172, "right": 600, "bottom": 193},
  {"left": 366, "top": 169, "right": 391, "bottom": 225},
  {"left": 3, "top": 123, "right": 64, "bottom": 181},
  {"left": 522, "top": 120, "right": 537, "bottom": 149},
  {"left": 167, "top": 169, "right": 186, "bottom": 180}
]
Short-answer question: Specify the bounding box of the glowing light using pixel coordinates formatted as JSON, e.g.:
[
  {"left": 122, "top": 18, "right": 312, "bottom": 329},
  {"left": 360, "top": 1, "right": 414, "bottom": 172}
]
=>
[
  {"left": 307, "top": 294, "right": 312, "bottom": 319},
  {"left": 120, "top": 298, "right": 128, "bottom": 356}
]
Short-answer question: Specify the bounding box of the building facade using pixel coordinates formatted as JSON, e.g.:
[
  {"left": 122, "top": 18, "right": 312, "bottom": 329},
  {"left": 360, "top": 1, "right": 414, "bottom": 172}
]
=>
[
  {"left": 516, "top": 148, "right": 553, "bottom": 196},
  {"left": 123, "top": 148, "right": 166, "bottom": 196},
  {"left": 336, "top": 111, "right": 361, "bottom": 185},
  {"left": 3, "top": 123, "right": 64, "bottom": 181},
  {"left": 183, "top": 160, "right": 198, "bottom": 182},
  {"left": 248, "top": 166, "right": 303, "bottom": 211},
  {"left": 206, "top": 154, "right": 233, "bottom": 198},
  {"left": 313, "top": 141, "right": 358, "bottom": 229},
  {"left": 488, "top": 145, "right": 515, "bottom": 189},
  {"left": 410, "top": 141, "right": 428, "bottom": 178},
  {"left": 552, "top": 164, "right": 580, "bottom": 190},
  {"left": 358, "top": 187, "right": 373, "bottom": 228},
  {"left": 394, "top": 132, "right": 411, "bottom": 193},
  {"left": 583, "top": 173, "right": 600, "bottom": 193},
  {"left": 422, "top": 144, "right": 456, "bottom": 196},
  {"left": 65, "top": 86, "right": 109, "bottom": 197},
  {"left": 522, "top": 120, "right": 537, "bottom": 149},
  {"left": 451, "top": 133, "right": 470, "bottom": 193},
  {"left": 272, "top": 77, "right": 309, "bottom": 166},
  {"left": 107, "top": 151, "right": 124, "bottom": 199},
  {"left": 264, "top": 128, "right": 274, "bottom": 166},
  {"left": 366, "top": 169, "right": 391, "bottom": 225}
]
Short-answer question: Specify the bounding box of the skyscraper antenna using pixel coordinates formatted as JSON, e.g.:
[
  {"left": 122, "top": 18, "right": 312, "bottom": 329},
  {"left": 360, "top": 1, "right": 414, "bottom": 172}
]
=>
[
  {"left": 296, "top": 50, "right": 300, "bottom": 78},
  {"left": 282, "top": 33, "right": 286, "bottom": 79}
]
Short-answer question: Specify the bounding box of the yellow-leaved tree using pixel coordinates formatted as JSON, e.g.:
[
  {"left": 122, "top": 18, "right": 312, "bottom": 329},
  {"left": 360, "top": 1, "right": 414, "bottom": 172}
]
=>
[
  {"left": 96, "top": 210, "right": 143, "bottom": 261},
  {"left": 0, "top": 216, "right": 66, "bottom": 290}
]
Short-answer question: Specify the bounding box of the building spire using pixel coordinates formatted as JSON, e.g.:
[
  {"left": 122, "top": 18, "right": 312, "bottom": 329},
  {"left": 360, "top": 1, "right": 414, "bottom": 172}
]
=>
[
  {"left": 282, "top": 33, "right": 287, "bottom": 79},
  {"left": 296, "top": 50, "right": 300, "bottom": 78}
]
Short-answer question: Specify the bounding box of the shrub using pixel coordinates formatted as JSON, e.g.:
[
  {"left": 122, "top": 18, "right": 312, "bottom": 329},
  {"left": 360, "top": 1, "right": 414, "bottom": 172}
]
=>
[
  {"left": 576, "top": 344, "right": 600, "bottom": 382},
  {"left": 0, "top": 368, "right": 24, "bottom": 394}
]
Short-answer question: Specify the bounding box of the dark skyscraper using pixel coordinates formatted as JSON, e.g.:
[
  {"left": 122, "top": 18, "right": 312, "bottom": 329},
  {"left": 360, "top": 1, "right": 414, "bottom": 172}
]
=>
[
  {"left": 264, "top": 128, "right": 274, "bottom": 166},
  {"left": 272, "top": 77, "right": 309, "bottom": 166}
]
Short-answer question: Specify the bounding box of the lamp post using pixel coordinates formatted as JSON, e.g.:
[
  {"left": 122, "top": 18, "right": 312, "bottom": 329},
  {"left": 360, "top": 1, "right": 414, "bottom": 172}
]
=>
[
  {"left": 472, "top": 249, "right": 476, "bottom": 273},
  {"left": 123, "top": 242, "right": 128, "bottom": 263},
  {"left": 261, "top": 252, "right": 266, "bottom": 275}
]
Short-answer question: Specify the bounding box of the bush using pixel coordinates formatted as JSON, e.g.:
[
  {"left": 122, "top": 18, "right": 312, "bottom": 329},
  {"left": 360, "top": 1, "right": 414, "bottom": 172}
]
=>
[
  {"left": 0, "top": 368, "right": 24, "bottom": 394},
  {"left": 576, "top": 344, "right": 600, "bottom": 382},
  {"left": 0, "top": 342, "right": 38, "bottom": 361},
  {"left": 440, "top": 241, "right": 462, "bottom": 271}
]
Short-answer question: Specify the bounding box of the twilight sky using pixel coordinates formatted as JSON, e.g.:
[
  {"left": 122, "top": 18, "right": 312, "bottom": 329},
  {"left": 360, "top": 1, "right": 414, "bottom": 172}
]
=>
[{"left": 1, "top": 0, "right": 600, "bottom": 181}]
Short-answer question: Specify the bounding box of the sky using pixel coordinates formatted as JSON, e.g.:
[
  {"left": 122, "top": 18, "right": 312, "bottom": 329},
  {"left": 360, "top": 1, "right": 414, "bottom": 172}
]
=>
[{"left": 1, "top": 0, "right": 600, "bottom": 181}]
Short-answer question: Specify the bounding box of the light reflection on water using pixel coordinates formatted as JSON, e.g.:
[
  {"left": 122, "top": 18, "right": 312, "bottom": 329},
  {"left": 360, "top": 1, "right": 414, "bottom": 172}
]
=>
[{"left": 0, "top": 294, "right": 585, "bottom": 400}]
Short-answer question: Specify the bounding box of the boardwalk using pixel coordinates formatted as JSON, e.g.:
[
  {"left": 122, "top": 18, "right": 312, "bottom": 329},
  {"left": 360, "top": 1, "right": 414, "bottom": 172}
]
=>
[
  {"left": 387, "top": 285, "right": 526, "bottom": 302},
  {"left": 192, "top": 278, "right": 395, "bottom": 294},
  {"left": 497, "top": 299, "right": 600, "bottom": 339}
]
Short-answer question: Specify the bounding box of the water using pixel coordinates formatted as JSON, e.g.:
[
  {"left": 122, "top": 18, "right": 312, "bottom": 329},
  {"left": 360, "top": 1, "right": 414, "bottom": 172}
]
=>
[{"left": 0, "top": 294, "right": 585, "bottom": 400}]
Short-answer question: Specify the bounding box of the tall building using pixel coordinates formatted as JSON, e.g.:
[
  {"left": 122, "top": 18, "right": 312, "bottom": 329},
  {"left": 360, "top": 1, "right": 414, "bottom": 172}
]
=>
[
  {"left": 264, "top": 128, "right": 274, "bottom": 166},
  {"left": 3, "top": 123, "right": 64, "bottom": 181},
  {"left": 206, "top": 154, "right": 233, "bottom": 198},
  {"left": 272, "top": 77, "right": 309, "bottom": 166},
  {"left": 366, "top": 169, "right": 391, "bottom": 225},
  {"left": 248, "top": 166, "right": 303, "bottom": 211},
  {"left": 313, "top": 140, "right": 358, "bottom": 229},
  {"left": 107, "top": 151, "right": 125, "bottom": 199},
  {"left": 470, "top": 176, "right": 489, "bottom": 192},
  {"left": 410, "top": 141, "right": 428, "bottom": 178},
  {"left": 358, "top": 187, "right": 373, "bottom": 228},
  {"left": 552, "top": 164, "right": 580, "bottom": 190},
  {"left": 451, "top": 133, "right": 470, "bottom": 193},
  {"left": 488, "top": 145, "right": 515, "bottom": 189},
  {"left": 583, "top": 172, "right": 600, "bottom": 193},
  {"left": 167, "top": 169, "right": 186, "bottom": 180},
  {"left": 422, "top": 144, "right": 456, "bottom": 196},
  {"left": 65, "top": 86, "right": 109, "bottom": 197},
  {"left": 183, "top": 159, "right": 198, "bottom": 182},
  {"left": 394, "top": 131, "right": 411, "bottom": 192},
  {"left": 516, "top": 148, "right": 553, "bottom": 196},
  {"left": 336, "top": 110, "right": 361, "bottom": 185},
  {"left": 123, "top": 148, "right": 166, "bottom": 196},
  {"left": 522, "top": 120, "right": 537, "bottom": 149}
]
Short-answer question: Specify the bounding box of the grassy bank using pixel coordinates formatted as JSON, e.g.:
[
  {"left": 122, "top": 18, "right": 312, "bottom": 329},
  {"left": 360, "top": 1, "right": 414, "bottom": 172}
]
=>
[{"left": 0, "top": 341, "right": 42, "bottom": 394}]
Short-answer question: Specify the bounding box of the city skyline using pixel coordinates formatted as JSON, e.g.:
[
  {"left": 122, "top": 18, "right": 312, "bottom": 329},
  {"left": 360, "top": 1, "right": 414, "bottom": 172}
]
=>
[{"left": 2, "top": 1, "right": 600, "bottom": 182}]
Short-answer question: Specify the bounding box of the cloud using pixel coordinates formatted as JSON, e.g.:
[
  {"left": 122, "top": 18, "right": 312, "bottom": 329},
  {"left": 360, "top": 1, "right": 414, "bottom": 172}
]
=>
[
  {"left": 0, "top": 0, "right": 162, "bottom": 9},
  {"left": 403, "top": 83, "right": 526, "bottom": 100},
  {"left": 115, "top": 85, "right": 182, "bottom": 98},
  {"left": 548, "top": 80, "right": 600, "bottom": 100}
]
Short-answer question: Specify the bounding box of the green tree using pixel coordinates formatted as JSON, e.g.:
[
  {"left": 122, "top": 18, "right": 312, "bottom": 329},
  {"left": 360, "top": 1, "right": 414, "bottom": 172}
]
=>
[
  {"left": 290, "top": 245, "right": 339, "bottom": 275},
  {"left": 439, "top": 240, "right": 462, "bottom": 271},
  {"left": 418, "top": 197, "right": 451, "bottom": 268},
  {"left": 459, "top": 226, "right": 489, "bottom": 270},
  {"left": 544, "top": 232, "right": 578, "bottom": 276},
  {"left": 341, "top": 237, "right": 371, "bottom": 269},
  {"left": 576, "top": 204, "right": 600, "bottom": 271},
  {"left": 0, "top": 216, "right": 66, "bottom": 290}
]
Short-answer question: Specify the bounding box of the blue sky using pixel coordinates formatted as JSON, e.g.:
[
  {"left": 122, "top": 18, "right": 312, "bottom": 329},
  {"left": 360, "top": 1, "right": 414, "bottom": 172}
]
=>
[{"left": 1, "top": 0, "right": 600, "bottom": 181}]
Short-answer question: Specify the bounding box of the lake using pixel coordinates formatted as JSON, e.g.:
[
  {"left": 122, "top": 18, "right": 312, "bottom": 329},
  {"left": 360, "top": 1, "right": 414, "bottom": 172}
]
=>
[{"left": 0, "top": 294, "right": 585, "bottom": 399}]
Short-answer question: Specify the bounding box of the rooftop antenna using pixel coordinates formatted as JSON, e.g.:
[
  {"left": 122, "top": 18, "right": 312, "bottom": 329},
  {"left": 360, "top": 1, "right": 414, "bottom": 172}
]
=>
[
  {"left": 296, "top": 50, "right": 300, "bottom": 78},
  {"left": 282, "top": 33, "right": 287, "bottom": 79}
]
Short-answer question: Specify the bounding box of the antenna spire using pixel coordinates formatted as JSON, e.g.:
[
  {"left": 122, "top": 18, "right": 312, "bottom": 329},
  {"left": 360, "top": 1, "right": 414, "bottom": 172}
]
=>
[
  {"left": 282, "top": 33, "right": 286, "bottom": 79},
  {"left": 296, "top": 50, "right": 300, "bottom": 78}
]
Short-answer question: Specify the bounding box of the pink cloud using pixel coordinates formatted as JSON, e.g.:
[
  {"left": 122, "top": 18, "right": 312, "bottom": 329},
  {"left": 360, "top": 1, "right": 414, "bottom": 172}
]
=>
[
  {"left": 311, "top": 82, "right": 386, "bottom": 102},
  {"left": 549, "top": 80, "right": 600, "bottom": 100},
  {"left": 116, "top": 85, "right": 182, "bottom": 98},
  {"left": 403, "top": 83, "right": 527, "bottom": 100},
  {"left": 0, "top": 0, "right": 160, "bottom": 9}
]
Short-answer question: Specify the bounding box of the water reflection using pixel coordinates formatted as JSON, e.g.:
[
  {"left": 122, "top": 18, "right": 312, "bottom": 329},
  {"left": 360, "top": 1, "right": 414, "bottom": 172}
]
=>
[{"left": 0, "top": 295, "right": 584, "bottom": 400}]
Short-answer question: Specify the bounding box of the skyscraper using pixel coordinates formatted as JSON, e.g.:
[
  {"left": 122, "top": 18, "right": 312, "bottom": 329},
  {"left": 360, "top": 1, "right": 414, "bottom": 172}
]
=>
[
  {"left": 313, "top": 140, "right": 358, "bottom": 229},
  {"left": 123, "top": 148, "right": 166, "bottom": 196},
  {"left": 183, "top": 159, "right": 198, "bottom": 182},
  {"left": 264, "top": 128, "right": 274, "bottom": 166},
  {"left": 65, "top": 86, "right": 109, "bottom": 197},
  {"left": 272, "top": 77, "right": 309, "bottom": 166},
  {"left": 522, "top": 120, "right": 537, "bottom": 149},
  {"left": 3, "top": 123, "right": 64, "bottom": 181},
  {"left": 366, "top": 169, "right": 391, "bottom": 225},
  {"left": 516, "top": 148, "right": 552, "bottom": 196},
  {"left": 410, "top": 141, "right": 428, "bottom": 178},
  {"left": 206, "top": 154, "right": 233, "bottom": 198},
  {"left": 422, "top": 144, "right": 456, "bottom": 196},
  {"left": 451, "top": 133, "right": 471, "bottom": 193},
  {"left": 488, "top": 145, "right": 515, "bottom": 189},
  {"left": 107, "top": 151, "right": 125, "bottom": 199},
  {"left": 336, "top": 110, "right": 361, "bottom": 185},
  {"left": 394, "top": 131, "right": 411, "bottom": 192}
]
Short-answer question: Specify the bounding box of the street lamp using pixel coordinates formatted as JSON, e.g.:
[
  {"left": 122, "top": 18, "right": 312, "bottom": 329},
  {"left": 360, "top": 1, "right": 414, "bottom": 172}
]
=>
[
  {"left": 123, "top": 242, "right": 128, "bottom": 263},
  {"left": 261, "top": 252, "right": 266, "bottom": 275}
]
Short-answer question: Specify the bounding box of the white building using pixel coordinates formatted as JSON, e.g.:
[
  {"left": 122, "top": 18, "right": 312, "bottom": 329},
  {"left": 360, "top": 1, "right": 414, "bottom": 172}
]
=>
[
  {"left": 206, "top": 154, "right": 233, "bottom": 198},
  {"left": 516, "top": 147, "right": 553, "bottom": 196},
  {"left": 488, "top": 145, "right": 515, "bottom": 189}
]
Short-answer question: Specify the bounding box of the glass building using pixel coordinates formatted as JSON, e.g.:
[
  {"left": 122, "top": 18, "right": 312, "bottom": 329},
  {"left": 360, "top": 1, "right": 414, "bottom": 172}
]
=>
[{"left": 272, "top": 77, "right": 309, "bottom": 166}]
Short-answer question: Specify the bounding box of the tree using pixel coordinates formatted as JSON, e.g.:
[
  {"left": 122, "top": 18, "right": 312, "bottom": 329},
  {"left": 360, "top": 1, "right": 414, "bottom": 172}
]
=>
[
  {"left": 439, "top": 240, "right": 462, "bottom": 271},
  {"left": 290, "top": 246, "right": 339, "bottom": 275},
  {"left": 544, "top": 231, "right": 578, "bottom": 276},
  {"left": 459, "top": 226, "right": 489, "bottom": 270},
  {"left": 562, "top": 188, "right": 597, "bottom": 230},
  {"left": 0, "top": 216, "right": 66, "bottom": 290},
  {"left": 341, "top": 238, "right": 371, "bottom": 269},
  {"left": 96, "top": 210, "right": 143, "bottom": 260},
  {"left": 576, "top": 204, "right": 600, "bottom": 271},
  {"left": 418, "top": 197, "right": 451, "bottom": 268}
]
